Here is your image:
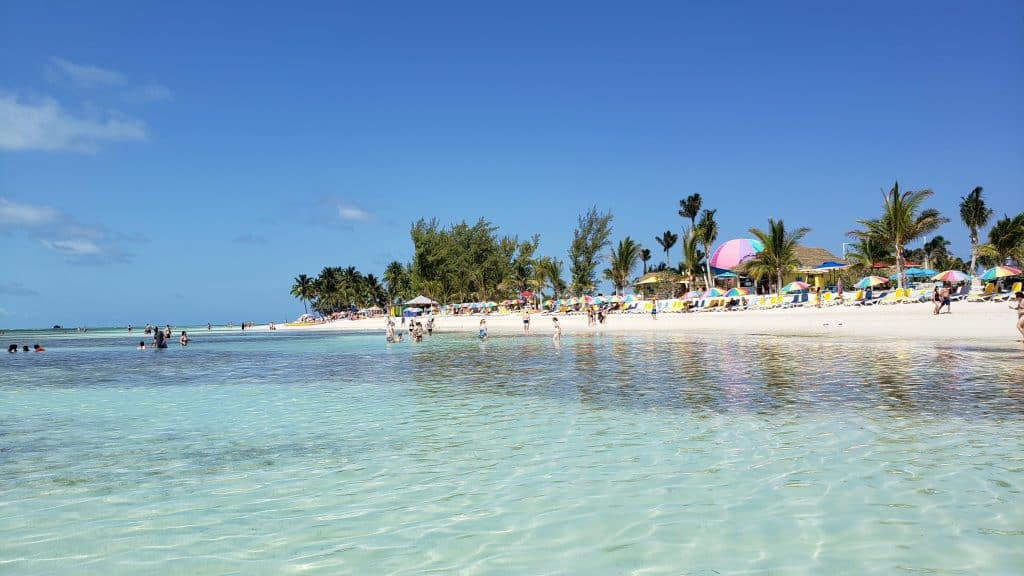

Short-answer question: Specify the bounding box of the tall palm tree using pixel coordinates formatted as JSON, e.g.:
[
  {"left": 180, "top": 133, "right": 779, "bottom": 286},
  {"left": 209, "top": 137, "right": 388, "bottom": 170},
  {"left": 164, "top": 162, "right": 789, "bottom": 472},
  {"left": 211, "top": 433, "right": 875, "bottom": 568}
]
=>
[
  {"left": 680, "top": 231, "right": 706, "bottom": 289},
  {"left": 745, "top": 219, "right": 810, "bottom": 295},
  {"left": 851, "top": 181, "right": 948, "bottom": 290},
  {"left": 639, "top": 248, "right": 652, "bottom": 274},
  {"left": 959, "top": 186, "right": 993, "bottom": 275},
  {"left": 538, "top": 257, "right": 567, "bottom": 298},
  {"left": 655, "top": 230, "right": 678, "bottom": 268},
  {"left": 602, "top": 237, "right": 641, "bottom": 294},
  {"left": 678, "top": 194, "right": 703, "bottom": 234},
  {"left": 696, "top": 209, "right": 719, "bottom": 289},
  {"left": 383, "top": 260, "right": 407, "bottom": 305},
  {"left": 290, "top": 274, "right": 315, "bottom": 314}
]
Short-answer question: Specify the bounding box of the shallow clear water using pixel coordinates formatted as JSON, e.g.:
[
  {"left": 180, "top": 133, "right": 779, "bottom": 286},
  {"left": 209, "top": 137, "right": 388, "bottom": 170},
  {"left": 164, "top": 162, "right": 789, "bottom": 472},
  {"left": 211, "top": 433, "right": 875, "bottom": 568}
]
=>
[{"left": 2, "top": 329, "right": 1023, "bottom": 574}]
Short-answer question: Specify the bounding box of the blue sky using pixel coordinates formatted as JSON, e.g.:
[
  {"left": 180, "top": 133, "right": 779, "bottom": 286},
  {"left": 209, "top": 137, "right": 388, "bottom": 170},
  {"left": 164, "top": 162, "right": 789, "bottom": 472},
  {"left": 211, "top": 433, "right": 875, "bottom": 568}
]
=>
[{"left": 1, "top": 1, "right": 1021, "bottom": 328}]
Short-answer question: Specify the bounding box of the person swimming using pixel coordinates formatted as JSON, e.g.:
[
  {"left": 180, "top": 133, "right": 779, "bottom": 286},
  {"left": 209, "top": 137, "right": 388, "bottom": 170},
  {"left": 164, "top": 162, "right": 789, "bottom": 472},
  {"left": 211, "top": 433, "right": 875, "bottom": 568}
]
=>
[
  {"left": 7, "top": 344, "right": 17, "bottom": 353},
  {"left": 33, "top": 344, "right": 44, "bottom": 352}
]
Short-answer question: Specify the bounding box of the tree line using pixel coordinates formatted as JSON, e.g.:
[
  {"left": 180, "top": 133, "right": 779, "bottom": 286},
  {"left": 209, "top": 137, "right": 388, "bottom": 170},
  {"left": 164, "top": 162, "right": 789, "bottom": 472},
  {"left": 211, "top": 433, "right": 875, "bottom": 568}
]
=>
[{"left": 292, "top": 183, "right": 1023, "bottom": 313}]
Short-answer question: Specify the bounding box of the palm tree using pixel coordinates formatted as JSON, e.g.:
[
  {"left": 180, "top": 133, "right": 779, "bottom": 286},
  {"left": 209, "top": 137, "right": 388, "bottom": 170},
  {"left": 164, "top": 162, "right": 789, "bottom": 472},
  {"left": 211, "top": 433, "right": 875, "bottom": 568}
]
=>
[
  {"left": 745, "top": 219, "right": 810, "bottom": 295},
  {"left": 678, "top": 194, "right": 703, "bottom": 234},
  {"left": 655, "top": 230, "right": 678, "bottom": 268},
  {"left": 921, "top": 235, "right": 951, "bottom": 271},
  {"left": 680, "top": 232, "right": 706, "bottom": 289},
  {"left": 290, "top": 274, "right": 315, "bottom": 314},
  {"left": 383, "top": 260, "right": 407, "bottom": 305},
  {"left": 851, "top": 181, "right": 948, "bottom": 290},
  {"left": 978, "top": 212, "right": 1024, "bottom": 267},
  {"left": 696, "top": 209, "right": 719, "bottom": 289},
  {"left": 602, "top": 237, "right": 641, "bottom": 294},
  {"left": 959, "top": 186, "right": 993, "bottom": 275},
  {"left": 538, "top": 257, "right": 567, "bottom": 298},
  {"left": 845, "top": 237, "right": 891, "bottom": 275},
  {"left": 640, "top": 248, "right": 652, "bottom": 274}
]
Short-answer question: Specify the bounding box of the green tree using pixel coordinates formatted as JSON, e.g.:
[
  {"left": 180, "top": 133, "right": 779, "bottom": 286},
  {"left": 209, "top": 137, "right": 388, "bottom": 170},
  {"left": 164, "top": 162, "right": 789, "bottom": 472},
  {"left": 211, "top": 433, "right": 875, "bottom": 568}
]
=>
[
  {"left": 537, "top": 256, "right": 567, "bottom": 299},
  {"left": 959, "top": 186, "right": 994, "bottom": 275},
  {"left": 678, "top": 194, "right": 703, "bottom": 233},
  {"left": 680, "top": 231, "right": 706, "bottom": 289},
  {"left": 289, "top": 274, "right": 315, "bottom": 314},
  {"left": 978, "top": 212, "right": 1024, "bottom": 267},
  {"left": 696, "top": 208, "right": 719, "bottom": 289},
  {"left": 922, "top": 235, "right": 951, "bottom": 271},
  {"left": 845, "top": 237, "right": 891, "bottom": 275},
  {"left": 602, "top": 237, "right": 641, "bottom": 295},
  {"left": 744, "top": 219, "right": 810, "bottom": 295},
  {"left": 850, "top": 181, "right": 948, "bottom": 290},
  {"left": 655, "top": 230, "right": 678, "bottom": 268},
  {"left": 639, "top": 248, "right": 651, "bottom": 274},
  {"left": 568, "top": 207, "right": 614, "bottom": 295},
  {"left": 383, "top": 260, "right": 409, "bottom": 305}
]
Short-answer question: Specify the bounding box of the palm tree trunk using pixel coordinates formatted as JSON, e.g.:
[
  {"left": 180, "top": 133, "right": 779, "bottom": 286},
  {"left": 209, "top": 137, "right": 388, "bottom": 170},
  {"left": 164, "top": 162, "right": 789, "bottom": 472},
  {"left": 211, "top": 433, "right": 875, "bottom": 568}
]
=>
[
  {"left": 969, "top": 233, "right": 978, "bottom": 276},
  {"left": 776, "top": 271, "right": 782, "bottom": 297},
  {"left": 895, "top": 244, "right": 904, "bottom": 290}
]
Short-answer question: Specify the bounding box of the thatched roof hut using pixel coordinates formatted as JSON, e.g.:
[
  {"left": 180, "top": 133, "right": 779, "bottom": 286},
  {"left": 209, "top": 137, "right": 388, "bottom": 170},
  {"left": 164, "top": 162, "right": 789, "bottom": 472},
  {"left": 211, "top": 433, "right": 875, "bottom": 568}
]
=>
[{"left": 793, "top": 246, "right": 845, "bottom": 269}]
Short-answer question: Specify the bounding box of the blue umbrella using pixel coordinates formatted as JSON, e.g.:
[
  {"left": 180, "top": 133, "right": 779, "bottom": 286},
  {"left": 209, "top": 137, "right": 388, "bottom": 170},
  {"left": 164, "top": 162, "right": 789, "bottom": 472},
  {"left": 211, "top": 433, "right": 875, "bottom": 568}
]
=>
[
  {"left": 813, "top": 260, "right": 850, "bottom": 271},
  {"left": 904, "top": 267, "right": 936, "bottom": 278}
]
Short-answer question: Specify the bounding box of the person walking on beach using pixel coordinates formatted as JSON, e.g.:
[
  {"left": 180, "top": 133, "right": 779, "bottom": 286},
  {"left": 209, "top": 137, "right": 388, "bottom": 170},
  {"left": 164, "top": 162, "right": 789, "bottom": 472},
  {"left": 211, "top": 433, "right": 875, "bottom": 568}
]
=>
[
  {"left": 651, "top": 300, "right": 658, "bottom": 320},
  {"left": 939, "top": 286, "right": 952, "bottom": 314},
  {"left": 1011, "top": 292, "right": 1024, "bottom": 341},
  {"left": 552, "top": 317, "right": 561, "bottom": 343},
  {"left": 932, "top": 287, "right": 942, "bottom": 315},
  {"left": 478, "top": 318, "right": 488, "bottom": 340}
]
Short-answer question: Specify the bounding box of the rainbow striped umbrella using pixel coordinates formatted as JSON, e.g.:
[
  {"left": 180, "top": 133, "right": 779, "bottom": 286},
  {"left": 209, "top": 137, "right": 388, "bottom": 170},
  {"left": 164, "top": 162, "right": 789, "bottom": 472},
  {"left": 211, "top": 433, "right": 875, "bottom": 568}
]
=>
[
  {"left": 931, "top": 270, "right": 969, "bottom": 283},
  {"left": 980, "top": 265, "right": 1022, "bottom": 280},
  {"left": 709, "top": 238, "right": 764, "bottom": 270},
  {"left": 854, "top": 276, "right": 888, "bottom": 289},
  {"left": 703, "top": 288, "right": 725, "bottom": 298},
  {"left": 724, "top": 287, "right": 749, "bottom": 297},
  {"left": 781, "top": 281, "right": 810, "bottom": 293}
]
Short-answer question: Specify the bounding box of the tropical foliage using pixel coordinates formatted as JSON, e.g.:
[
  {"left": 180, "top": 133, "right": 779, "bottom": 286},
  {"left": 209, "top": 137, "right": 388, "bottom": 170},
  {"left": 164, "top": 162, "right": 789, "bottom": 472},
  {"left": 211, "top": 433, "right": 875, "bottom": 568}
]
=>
[
  {"left": 695, "top": 208, "right": 719, "bottom": 289},
  {"left": 679, "top": 232, "right": 706, "bottom": 289},
  {"left": 568, "top": 207, "right": 614, "bottom": 295},
  {"left": 743, "top": 219, "right": 810, "bottom": 294},
  {"left": 602, "top": 237, "right": 641, "bottom": 294},
  {"left": 978, "top": 212, "right": 1024, "bottom": 267},
  {"left": 655, "top": 230, "right": 678, "bottom": 268},
  {"left": 849, "top": 181, "right": 948, "bottom": 289},
  {"left": 678, "top": 193, "right": 702, "bottom": 232},
  {"left": 959, "top": 186, "right": 993, "bottom": 274}
]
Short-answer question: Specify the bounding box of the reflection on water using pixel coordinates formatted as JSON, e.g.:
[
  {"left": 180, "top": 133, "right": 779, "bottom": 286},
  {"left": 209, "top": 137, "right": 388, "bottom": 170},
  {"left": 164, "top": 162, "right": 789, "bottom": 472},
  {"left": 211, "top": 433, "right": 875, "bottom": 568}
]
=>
[{"left": 2, "top": 330, "right": 1023, "bottom": 574}]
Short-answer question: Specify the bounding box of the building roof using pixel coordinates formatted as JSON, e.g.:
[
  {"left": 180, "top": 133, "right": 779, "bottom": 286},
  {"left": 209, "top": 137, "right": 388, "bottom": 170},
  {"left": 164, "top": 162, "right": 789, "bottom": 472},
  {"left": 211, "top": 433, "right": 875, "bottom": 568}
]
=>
[{"left": 793, "top": 246, "right": 845, "bottom": 268}]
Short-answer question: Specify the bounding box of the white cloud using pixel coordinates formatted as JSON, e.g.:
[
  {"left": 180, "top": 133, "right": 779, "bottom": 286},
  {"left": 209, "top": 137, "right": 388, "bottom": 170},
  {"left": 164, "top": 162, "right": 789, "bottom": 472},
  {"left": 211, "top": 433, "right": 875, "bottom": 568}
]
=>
[
  {"left": 0, "top": 92, "right": 147, "bottom": 152},
  {"left": 47, "top": 57, "right": 127, "bottom": 87},
  {"left": 0, "top": 198, "right": 57, "bottom": 225},
  {"left": 40, "top": 238, "right": 102, "bottom": 255},
  {"left": 125, "top": 83, "right": 173, "bottom": 103},
  {"left": 338, "top": 205, "right": 372, "bottom": 222}
]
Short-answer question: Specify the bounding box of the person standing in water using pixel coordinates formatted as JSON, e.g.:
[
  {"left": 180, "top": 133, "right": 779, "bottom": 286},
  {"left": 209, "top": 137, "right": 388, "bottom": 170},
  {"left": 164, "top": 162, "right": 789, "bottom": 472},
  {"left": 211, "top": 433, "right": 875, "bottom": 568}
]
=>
[
  {"left": 521, "top": 309, "right": 530, "bottom": 334},
  {"left": 1011, "top": 292, "right": 1024, "bottom": 342},
  {"left": 180, "top": 331, "right": 189, "bottom": 346},
  {"left": 478, "top": 318, "right": 488, "bottom": 340},
  {"left": 551, "top": 317, "right": 561, "bottom": 342}
]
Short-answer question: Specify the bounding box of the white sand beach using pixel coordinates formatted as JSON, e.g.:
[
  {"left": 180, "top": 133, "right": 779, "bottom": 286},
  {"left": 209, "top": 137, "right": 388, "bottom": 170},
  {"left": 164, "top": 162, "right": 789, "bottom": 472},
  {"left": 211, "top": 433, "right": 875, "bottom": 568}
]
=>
[{"left": 276, "top": 300, "right": 1022, "bottom": 344}]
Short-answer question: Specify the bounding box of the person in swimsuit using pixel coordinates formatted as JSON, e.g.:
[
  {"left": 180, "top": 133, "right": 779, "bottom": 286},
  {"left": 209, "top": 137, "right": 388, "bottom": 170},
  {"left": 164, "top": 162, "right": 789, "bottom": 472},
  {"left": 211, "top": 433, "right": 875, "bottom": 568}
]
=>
[
  {"left": 478, "top": 318, "right": 488, "bottom": 340},
  {"left": 386, "top": 321, "right": 396, "bottom": 343},
  {"left": 651, "top": 300, "right": 658, "bottom": 320},
  {"left": 426, "top": 317, "right": 434, "bottom": 336},
  {"left": 1011, "top": 292, "right": 1024, "bottom": 341},
  {"left": 939, "top": 286, "right": 952, "bottom": 314},
  {"left": 180, "top": 331, "right": 189, "bottom": 346},
  {"left": 932, "top": 287, "right": 941, "bottom": 315},
  {"left": 138, "top": 341, "right": 146, "bottom": 350},
  {"left": 551, "top": 317, "right": 561, "bottom": 342},
  {"left": 522, "top": 309, "right": 530, "bottom": 333}
]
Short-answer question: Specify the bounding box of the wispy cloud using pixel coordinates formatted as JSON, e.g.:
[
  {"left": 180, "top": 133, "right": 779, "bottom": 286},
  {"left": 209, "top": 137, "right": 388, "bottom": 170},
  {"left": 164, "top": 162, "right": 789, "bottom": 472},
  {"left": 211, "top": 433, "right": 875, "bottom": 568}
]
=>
[
  {"left": 0, "top": 197, "right": 58, "bottom": 225},
  {"left": 47, "top": 57, "right": 128, "bottom": 87},
  {"left": 0, "top": 282, "right": 40, "bottom": 297},
  {"left": 337, "top": 205, "right": 372, "bottom": 222},
  {"left": 233, "top": 233, "right": 268, "bottom": 245},
  {"left": 0, "top": 92, "right": 147, "bottom": 152},
  {"left": 124, "top": 83, "right": 173, "bottom": 103},
  {"left": 1, "top": 196, "right": 136, "bottom": 263}
]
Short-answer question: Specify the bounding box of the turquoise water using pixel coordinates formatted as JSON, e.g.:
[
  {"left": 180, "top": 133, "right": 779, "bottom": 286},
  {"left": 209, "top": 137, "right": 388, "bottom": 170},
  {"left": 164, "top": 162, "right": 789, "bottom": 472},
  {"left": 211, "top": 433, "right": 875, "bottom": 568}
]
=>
[{"left": 2, "top": 330, "right": 1022, "bottom": 574}]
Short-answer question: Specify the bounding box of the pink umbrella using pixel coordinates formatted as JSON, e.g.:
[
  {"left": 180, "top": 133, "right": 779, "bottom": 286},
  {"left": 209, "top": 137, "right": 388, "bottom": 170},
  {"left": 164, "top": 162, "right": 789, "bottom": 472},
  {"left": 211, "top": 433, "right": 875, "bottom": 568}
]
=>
[{"left": 709, "top": 238, "right": 765, "bottom": 270}]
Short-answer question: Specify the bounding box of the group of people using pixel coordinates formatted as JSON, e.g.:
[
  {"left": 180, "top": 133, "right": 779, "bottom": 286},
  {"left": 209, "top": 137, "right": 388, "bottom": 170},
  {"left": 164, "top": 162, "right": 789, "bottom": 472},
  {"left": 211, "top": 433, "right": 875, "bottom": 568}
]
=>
[
  {"left": 136, "top": 324, "right": 189, "bottom": 349},
  {"left": 387, "top": 316, "right": 435, "bottom": 343},
  {"left": 7, "top": 344, "right": 44, "bottom": 353},
  {"left": 931, "top": 286, "right": 954, "bottom": 315}
]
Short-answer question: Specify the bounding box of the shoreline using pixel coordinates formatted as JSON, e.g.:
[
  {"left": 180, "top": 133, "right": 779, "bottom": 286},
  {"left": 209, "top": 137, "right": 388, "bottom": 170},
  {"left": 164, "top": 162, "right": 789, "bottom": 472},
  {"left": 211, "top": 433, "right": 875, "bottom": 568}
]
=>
[{"left": 275, "top": 300, "right": 1022, "bottom": 345}]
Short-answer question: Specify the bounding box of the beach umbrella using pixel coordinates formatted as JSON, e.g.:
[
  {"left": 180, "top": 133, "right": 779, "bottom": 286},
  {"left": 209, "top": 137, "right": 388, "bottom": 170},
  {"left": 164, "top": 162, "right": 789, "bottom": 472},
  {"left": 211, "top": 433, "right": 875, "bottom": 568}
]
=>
[
  {"left": 724, "top": 287, "right": 749, "bottom": 297},
  {"left": 781, "top": 281, "right": 810, "bottom": 293},
  {"left": 709, "top": 238, "right": 764, "bottom": 270},
  {"left": 623, "top": 295, "right": 637, "bottom": 302},
  {"left": 931, "top": 270, "right": 969, "bottom": 283},
  {"left": 703, "top": 288, "right": 724, "bottom": 298},
  {"left": 715, "top": 271, "right": 738, "bottom": 279},
  {"left": 854, "top": 275, "right": 888, "bottom": 289},
  {"left": 682, "top": 290, "right": 702, "bottom": 299},
  {"left": 813, "top": 260, "right": 850, "bottom": 271},
  {"left": 520, "top": 290, "right": 533, "bottom": 298},
  {"left": 904, "top": 268, "right": 936, "bottom": 278},
  {"left": 980, "top": 265, "right": 1022, "bottom": 280}
]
